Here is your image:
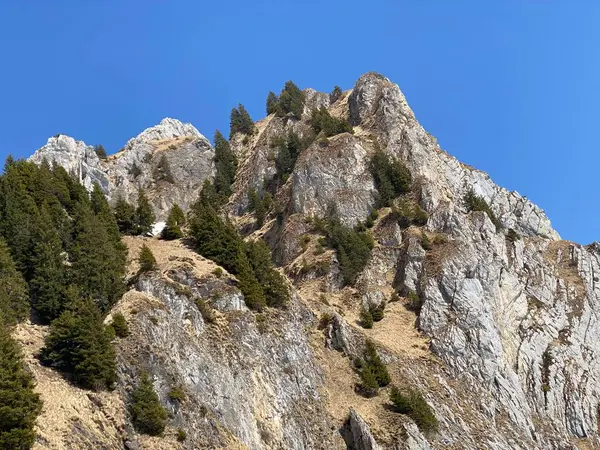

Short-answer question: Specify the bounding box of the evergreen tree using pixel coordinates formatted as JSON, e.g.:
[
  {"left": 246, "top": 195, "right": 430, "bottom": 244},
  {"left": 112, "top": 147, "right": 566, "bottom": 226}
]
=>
[
  {"left": 114, "top": 196, "right": 136, "bottom": 235},
  {"left": 311, "top": 107, "right": 353, "bottom": 137},
  {"left": 235, "top": 251, "right": 266, "bottom": 311},
  {"left": 330, "top": 85, "right": 343, "bottom": 103},
  {"left": 0, "top": 239, "right": 28, "bottom": 326},
  {"left": 230, "top": 104, "right": 256, "bottom": 137},
  {"left": 138, "top": 245, "right": 157, "bottom": 273},
  {"left": 29, "top": 206, "right": 68, "bottom": 323},
  {"left": 266, "top": 91, "right": 279, "bottom": 115},
  {"left": 94, "top": 145, "right": 108, "bottom": 160},
  {"left": 130, "top": 372, "right": 168, "bottom": 436},
  {"left": 213, "top": 130, "right": 238, "bottom": 202},
  {"left": 70, "top": 203, "right": 126, "bottom": 312},
  {"left": 276, "top": 81, "right": 305, "bottom": 119},
  {"left": 40, "top": 297, "right": 117, "bottom": 390},
  {"left": 370, "top": 149, "right": 412, "bottom": 208},
  {"left": 364, "top": 340, "right": 390, "bottom": 387},
  {"left": 111, "top": 312, "right": 129, "bottom": 338},
  {"left": 246, "top": 240, "right": 289, "bottom": 308},
  {"left": 161, "top": 204, "right": 185, "bottom": 240},
  {"left": 90, "top": 183, "right": 122, "bottom": 244},
  {"left": 135, "top": 190, "right": 155, "bottom": 235},
  {"left": 0, "top": 324, "right": 42, "bottom": 449}
]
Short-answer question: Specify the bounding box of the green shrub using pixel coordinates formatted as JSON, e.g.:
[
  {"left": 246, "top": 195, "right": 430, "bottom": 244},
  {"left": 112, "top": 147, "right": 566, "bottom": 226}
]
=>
[
  {"left": 177, "top": 428, "right": 187, "bottom": 442},
  {"left": 359, "top": 306, "right": 373, "bottom": 329},
  {"left": 138, "top": 245, "right": 157, "bottom": 273},
  {"left": 0, "top": 325, "right": 42, "bottom": 449},
  {"left": 168, "top": 386, "right": 185, "bottom": 402},
  {"left": 463, "top": 190, "right": 500, "bottom": 230},
  {"left": 40, "top": 298, "right": 117, "bottom": 390},
  {"left": 370, "top": 149, "right": 412, "bottom": 208},
  {"left": 274, "top": 131, "right": 313, "bottom": 183},
  {"left": 161, "top": 204, "right": 185, "bottom": 240},
  {"left": 406, "top": 290, "right": 422, "bottom": 313},
  {"left": 356, "top": 360, "right": 379, "bottom": 397},
  {"left": 364, "top": 339, "right": 390, "bottom": 387},
  {"left": 390, "top": 198, "right": 428, "bottom": 229},
  {"left": 390, "top": 386, "right": 438, "bottom": 433},
  {"left": 324, "top": 219, "right": 373, "bottom": 286},
  {"left": 370, "top": 303, "right": 385, "bottom": 322},
  {"left": 212, "top": 267, "right": 224, "bottom": 278},
  {"left": 310, "top": 107, "right": 353, "bottom": 137},
  {"left": 111, "top": 312, "right": 129, "bottom": 338},
  {"left": 130, "top": 372, "right": 168, "bottom": 436},
  {"left": 230, "top": 104, "right": 256, "bottom": 137}
]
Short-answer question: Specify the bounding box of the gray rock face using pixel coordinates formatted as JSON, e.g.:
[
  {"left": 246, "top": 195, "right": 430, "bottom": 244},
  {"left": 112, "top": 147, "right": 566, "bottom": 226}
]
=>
[
  {"left": 340, "top": 409, "right": 381, "bottom": 450},
  {"left": 29, "top": 118, "right": 214, "bottom": 220}
]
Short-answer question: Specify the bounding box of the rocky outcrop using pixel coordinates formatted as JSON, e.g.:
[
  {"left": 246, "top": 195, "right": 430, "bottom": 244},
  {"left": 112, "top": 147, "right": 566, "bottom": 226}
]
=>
[{"left": 29, "top": 118, "right": 214, "bottom": 220}]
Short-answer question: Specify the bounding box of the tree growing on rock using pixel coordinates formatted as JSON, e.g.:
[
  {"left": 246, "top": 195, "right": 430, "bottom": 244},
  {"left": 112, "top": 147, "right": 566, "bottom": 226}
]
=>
[
  {"left": 130, "top": 372, "right": 168, "bottom": 436},
  {"left": 230, "top": 104, "right": 256, "bottom": 138},
  {"left": 135, "top": 190, "right": 155, "bottom": 235},
  {"left": 138, "top": 245, "right": 157, "bottom": 273}
]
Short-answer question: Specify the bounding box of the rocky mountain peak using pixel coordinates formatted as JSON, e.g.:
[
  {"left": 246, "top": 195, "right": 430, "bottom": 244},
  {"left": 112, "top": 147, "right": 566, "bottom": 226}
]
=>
[{"left": 123, "top": 117, "right": 206, "bottom": 150}]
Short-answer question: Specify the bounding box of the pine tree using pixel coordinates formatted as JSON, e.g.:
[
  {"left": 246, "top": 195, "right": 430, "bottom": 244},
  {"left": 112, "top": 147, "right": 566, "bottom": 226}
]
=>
[
  {"left": 245, "top": 240, "right": 289, "bottom": 308},
  {"left": 111, "top": 312, "right": 129, "bottom": 338},
  {"left": 213, "top": 130, "right": 238, "bottom": 202},
  {"left": 0, "top": 325, "right": 42, "bottom": 449},
  {"left": 94, "top": 145, "right": 108, "bottom": 160},
  {"left": 230, "top": 104, "right": 256, "bottom": 137},
  {"left": 40, "top": 297, "right": 117, "bottom": 390},
  {"left": 266, "top": 91, "right": 279, "bottom": 115},
  {"left": 70, "top": 202, "right": 126, "bottom": 312},
  {"left": 235, "top": 252, "right": 266, "bottom": 311},
  {"left": 161, "top": 204, "right": 185, "bottom": 240},
  {"left": 135, "top": 190, "right": 155, "bottom": 235},
  {"left": 138, "top": 245, "right": 157, "bottom": 273},
  {"left": 364, "top": 339, "right": 390, "bottom": 387},
  {"left": 276, "top": 81, "right": 305, "bottom": 119},
  {"left": 29, "top": 206, "right": 68, "bottom": 323},
  {"left": 130, "top": 373, "right": 168, "bottom": 436},
  {"left": 114, "top": 196, "right": 136, "bottom": 235},
  {"left": 330, "top": 85, "right": 343, "bottom": 103},
  {"left": 0, "top": 239, "right": 28, "bottom": 325},
  {"left": 91, "top": 183, "right": 121, "bottom": 243}
]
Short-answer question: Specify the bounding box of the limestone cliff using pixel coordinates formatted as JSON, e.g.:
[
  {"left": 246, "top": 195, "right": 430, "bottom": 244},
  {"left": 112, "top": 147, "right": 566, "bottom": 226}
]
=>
[{"left": 22, "top": 73, "right": 600, "bottom": 449}]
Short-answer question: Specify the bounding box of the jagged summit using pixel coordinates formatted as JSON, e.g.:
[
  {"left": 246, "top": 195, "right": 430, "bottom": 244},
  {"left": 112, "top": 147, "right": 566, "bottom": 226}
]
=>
[{"left": 123, "top": 117, "right": 207, "bottom": 150}]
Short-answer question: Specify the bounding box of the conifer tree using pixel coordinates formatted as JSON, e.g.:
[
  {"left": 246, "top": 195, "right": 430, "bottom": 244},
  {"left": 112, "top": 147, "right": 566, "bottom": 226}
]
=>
[
  {"left": 0, "top": 324, "right": 42, "bottom": 449},
  {"left": 111, "top": 312, "right": 129, "bottom": 338},
  {"left": 91, "top": 183, "right": 121, "bottom": 244},
  {"left": 114, "top": 196, "right": 136, "bottom": 235},
  {"left": 276, "top": 81, "right": 305, "bottom": 119},
  {"left": 230, "top": 104, "right": 256, "bottom": 137},
  {"left": 138, "top": 245, "right": 157, "bottom": 273},
  {"left": 29, "top": 206, "right": 69, "bottom": 323},
  {"left": 94, "top": 145, "right": 108, "bottom": 159},
  {"left": 130, "top": 372, "right": 168, "bottom": 436},
  {"left": 161, "top": 204, "right": 185, "bottom": 240},
  {"left": 245, "top": 240, "right": 289, "bottom": 308},
  {"left": 330, "top": 85, "right": 343, "bottom": 103},
  {"left": 135, "top": 190, "right": 155, "bottom": 235},
  {"left": 213, "top": 130, "right": 238, "bottom": 202},
  {"left": 70, "top": 202, "right": 126, "bottom": 312},
  {"left": 266, "top": 91, "right": 279, "bottom": 115},
  {"left": 40, "top": 297, "right": 117, "bottom": 390},
  {"left": 0, "top": 239, "right": 28, "bottom": 325}
]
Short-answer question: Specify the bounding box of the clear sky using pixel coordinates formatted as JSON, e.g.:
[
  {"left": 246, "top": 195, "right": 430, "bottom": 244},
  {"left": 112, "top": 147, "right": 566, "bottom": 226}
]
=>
[{"left": 0, "top": 1, "right": 598, "bottom": 243}]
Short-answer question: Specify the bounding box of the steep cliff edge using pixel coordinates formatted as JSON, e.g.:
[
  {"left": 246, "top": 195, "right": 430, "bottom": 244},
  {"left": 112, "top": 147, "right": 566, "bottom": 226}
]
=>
[{"left": 22, "top": 72, "right": 600, "bottom": 449}]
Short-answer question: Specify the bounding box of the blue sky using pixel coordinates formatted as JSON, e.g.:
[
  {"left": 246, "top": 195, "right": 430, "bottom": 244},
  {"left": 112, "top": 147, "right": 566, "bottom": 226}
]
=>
[{"left": 0, "top": 1, "right": 598, "bottom": 243}]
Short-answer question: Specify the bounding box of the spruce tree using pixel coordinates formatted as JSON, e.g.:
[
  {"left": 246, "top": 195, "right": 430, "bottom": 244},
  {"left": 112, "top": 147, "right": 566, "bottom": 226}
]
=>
[
  {"left": 29, "top": 207, "right": 68, "bottom": 323},
  {"left": 266, "top": 91, "right": 279, "bottom": 115},
  {"left": 245, "top": 240, "right": 289, "bottom": 308},
  {"left": 230, "top": 104, "right": 256, "bottom": 137},
  {"left": 130, "top": 372, "right": 168, "bottom": 436},
  {"left": 94, "top": 145, "right": 108, "bottom": 160},
  {"left": 70, "top": 202, "right": 126, "bottom": 312},
  {"left": 114, "top": 196, "right": 136, "bottom": 235},
  {"left": 91, "top": 183, "right": 121, "bottom": 243},
  {"left": 0, "top": 239, "right": 28, "bottom": 325},
  {"left": 0, "top": 325, "right": 42, "bottom": 449},
  {"left": 276, "top": 81, "right": 305, "bottom": 119},
  {"left": 138, "top": 245, "right": 157, "bottom": 273},
  {"left": 213, "top": 130, "right": 238, "bottom": 202},
  {"left": 40, "top": 297, "right": 117, "bottom": 390},
  {"left": 161, "top": 204, "right": 185, "bottom": 240},
  {"left": 135, "top": 190, "right": 155, "bottom": 235}
]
